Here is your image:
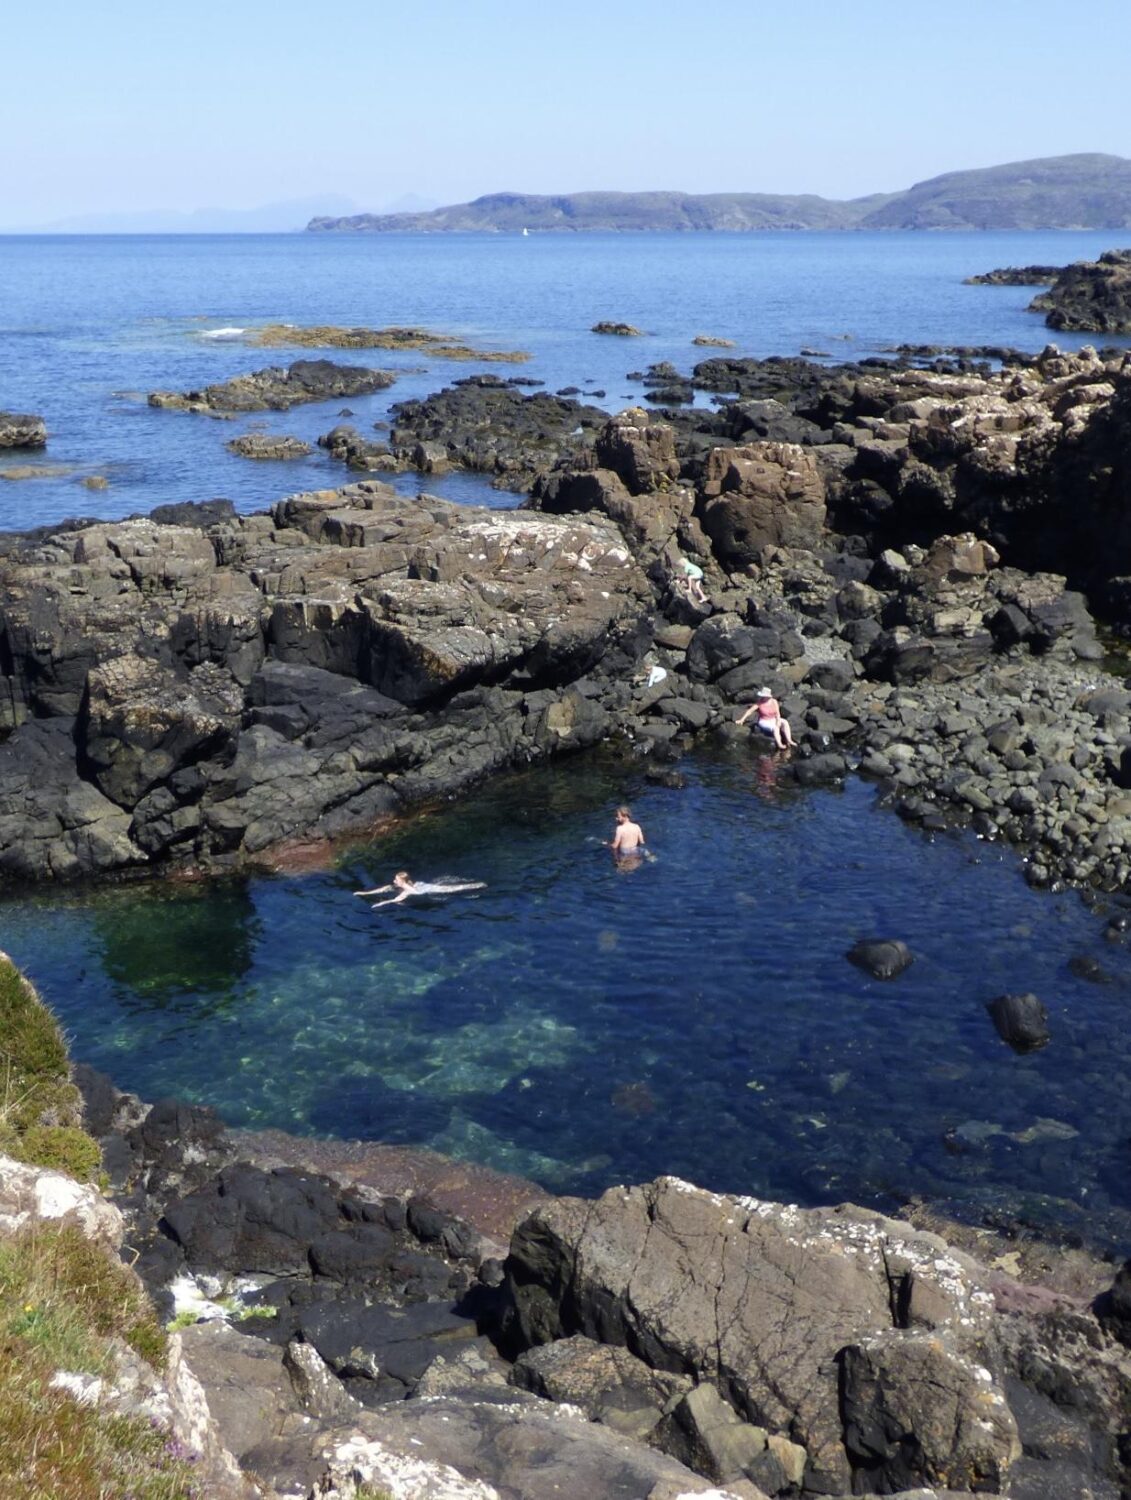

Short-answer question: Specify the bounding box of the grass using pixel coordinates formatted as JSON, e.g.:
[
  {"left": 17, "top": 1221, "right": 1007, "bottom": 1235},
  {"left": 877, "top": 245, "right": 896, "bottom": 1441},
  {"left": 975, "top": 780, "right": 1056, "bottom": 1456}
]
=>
[
  {"left": 0, "top": 953, "right": 102, "bottom": 1182},
  {"left": 0, "top": 955, "right": 197, "bottom": 1496},
  {"left": 0, "top": 1223, "right": 188, "bottom": 1498},
  {"left": 0, "top": 1225, "right": 166, "bottom": 1371},
  {"left": 0, "top": 1335, "right": 197, "bottom": 1499}
]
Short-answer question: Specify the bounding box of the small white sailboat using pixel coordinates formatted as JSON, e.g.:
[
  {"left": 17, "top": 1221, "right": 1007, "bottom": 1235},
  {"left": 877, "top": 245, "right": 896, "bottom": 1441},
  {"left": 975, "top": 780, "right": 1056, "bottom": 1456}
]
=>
[{"left": 521, "top": 227, "right": 529, "bottom": 237}]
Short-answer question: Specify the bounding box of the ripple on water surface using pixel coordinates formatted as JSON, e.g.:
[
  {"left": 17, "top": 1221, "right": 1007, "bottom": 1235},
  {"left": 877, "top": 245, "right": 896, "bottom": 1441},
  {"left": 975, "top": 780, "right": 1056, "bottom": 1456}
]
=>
[{"left": 5, "top": 748, "right": 1131, "bottom": 1249}]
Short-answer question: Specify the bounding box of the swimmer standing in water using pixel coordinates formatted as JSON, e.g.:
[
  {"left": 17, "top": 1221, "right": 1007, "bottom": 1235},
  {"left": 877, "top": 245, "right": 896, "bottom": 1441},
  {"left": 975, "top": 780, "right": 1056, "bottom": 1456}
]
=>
[
  {"left": 607, "top": 807, "right": 646, "bottom": 861},
  {"left": 354, "top": 871, "right": 485, "bottom": 909}
]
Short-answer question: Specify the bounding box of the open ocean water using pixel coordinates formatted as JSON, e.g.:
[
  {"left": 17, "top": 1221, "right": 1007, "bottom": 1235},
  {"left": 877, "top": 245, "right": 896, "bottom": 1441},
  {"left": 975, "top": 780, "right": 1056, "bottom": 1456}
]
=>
[{"left": 3, "top": 229, "right": 1131, "bottom": 1246}]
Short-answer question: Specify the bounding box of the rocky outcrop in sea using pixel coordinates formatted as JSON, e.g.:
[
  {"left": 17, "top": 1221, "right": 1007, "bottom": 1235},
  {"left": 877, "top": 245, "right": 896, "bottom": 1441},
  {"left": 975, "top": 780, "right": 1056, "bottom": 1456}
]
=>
[
  {"left": 1028, "top": 248, "right": 1131, "bottom": 333},
  {"left": 964, "top": 266, "right": 1061, "bottom": 286},
  {"left": 148, "top": 359, "right": 396, "bottom": 414},
  {"left": 0, "top": 409, "right": 47, "bottom": 448}
]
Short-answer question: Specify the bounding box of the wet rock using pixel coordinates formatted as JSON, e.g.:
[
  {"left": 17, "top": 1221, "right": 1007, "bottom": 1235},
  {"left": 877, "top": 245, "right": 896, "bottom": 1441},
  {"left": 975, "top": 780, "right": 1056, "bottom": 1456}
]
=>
[
  {"left": 387, "top": 377, "right": 607, "bottom": 488},
  {"left": 149, "top": 359, "right": 396, "bottom": 412},
  {"left": 226, "top": 433, "right": 312, "bottom": 460},
  {"left": 847, "top": 938, "right": 914, "bottom": 980},
  {"left": 965, "top": 265, "right": 1062, "bottom": 286},
  {"left": 591, "top": 321, "right": 643, "bottom": 336},
  {"left": 986, "top": 992, "right": 1051, "bottom": 1052},
  {"left": 0, "top": 410, "right": 47, "bottom": 448}
]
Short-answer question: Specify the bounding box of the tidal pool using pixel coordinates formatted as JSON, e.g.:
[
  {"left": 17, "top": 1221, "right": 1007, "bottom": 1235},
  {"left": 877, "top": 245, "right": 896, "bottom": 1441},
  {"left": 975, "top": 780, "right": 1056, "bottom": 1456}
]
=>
[{"left": 4, "top": 746, "right": 1131, "bottom": 1249}]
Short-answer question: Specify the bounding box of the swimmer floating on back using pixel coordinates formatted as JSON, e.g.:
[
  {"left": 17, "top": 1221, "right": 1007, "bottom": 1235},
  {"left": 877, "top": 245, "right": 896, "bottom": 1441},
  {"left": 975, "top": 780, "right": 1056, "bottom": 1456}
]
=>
[{"left": 354, "top": 870, "right": 486, "bottom": 909}]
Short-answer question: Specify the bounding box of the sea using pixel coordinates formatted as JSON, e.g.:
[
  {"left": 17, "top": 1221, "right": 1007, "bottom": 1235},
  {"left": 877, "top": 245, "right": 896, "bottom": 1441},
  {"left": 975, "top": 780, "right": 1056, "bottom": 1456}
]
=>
[{"left": 3, "top": 228, "right": 1131, "bottom": 1248}]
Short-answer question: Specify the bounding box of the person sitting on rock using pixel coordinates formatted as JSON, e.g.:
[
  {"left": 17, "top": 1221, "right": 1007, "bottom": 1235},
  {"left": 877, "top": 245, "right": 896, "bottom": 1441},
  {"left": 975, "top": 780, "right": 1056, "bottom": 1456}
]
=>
[
  {"left": 736, "top": 688, "right": 795, "bottom": 750},
  {"left": 674, "top": 555, "right": 709, "bottom": 606}
]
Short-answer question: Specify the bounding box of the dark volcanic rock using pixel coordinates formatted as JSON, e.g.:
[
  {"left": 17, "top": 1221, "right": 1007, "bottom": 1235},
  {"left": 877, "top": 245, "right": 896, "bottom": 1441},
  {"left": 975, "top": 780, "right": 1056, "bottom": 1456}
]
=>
[
  {"left": 1030, "top": 249, "right": 1131, "bottom": 333},
  {"left": 386, "top": 376, "right": 607, "bottom": 489},
  {"left": 148, "top": 360, "right": 396, "bottom": 413},
  {"left": 986, "top": 992, "right": 1051, "bottom": 1052},
  {"left": 965, "top": 265, "right": 1062, "bottom": 286},
  {"left": 847, "top": 938, "right": 914, "bottom": 980},
  {"left": 0, "top": 484, "right": 651, "bottom": 883},
  {"left": 0, "top": 410, "right": 47, "bottom": 448}
]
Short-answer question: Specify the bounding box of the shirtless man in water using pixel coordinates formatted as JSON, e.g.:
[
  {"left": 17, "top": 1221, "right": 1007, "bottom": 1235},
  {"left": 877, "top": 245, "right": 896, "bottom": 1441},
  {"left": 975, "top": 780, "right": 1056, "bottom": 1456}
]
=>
[{"left": 608, "top": 806, "right": 646, "bottom": 857}]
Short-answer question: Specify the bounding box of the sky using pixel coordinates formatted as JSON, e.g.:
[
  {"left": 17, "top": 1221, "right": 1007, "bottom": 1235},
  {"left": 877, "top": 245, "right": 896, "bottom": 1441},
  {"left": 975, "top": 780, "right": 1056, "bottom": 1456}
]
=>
[{"left": 4, "top": 0, "right": 1131, "bottom": 228}]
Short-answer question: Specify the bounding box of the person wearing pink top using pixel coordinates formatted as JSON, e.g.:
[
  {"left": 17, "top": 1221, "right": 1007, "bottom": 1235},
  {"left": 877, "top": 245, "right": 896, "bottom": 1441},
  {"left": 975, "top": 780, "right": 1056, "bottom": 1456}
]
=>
[{"left": 736, "top": 687, "right": 795, "bottom": 751}]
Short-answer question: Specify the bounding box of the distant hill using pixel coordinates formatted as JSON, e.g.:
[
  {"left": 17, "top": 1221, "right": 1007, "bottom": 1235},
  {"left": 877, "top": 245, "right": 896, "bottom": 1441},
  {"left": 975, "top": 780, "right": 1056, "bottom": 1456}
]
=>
[
  {"left": 10, "top": 195, "right": 363, "bottom": 235},
  {"left": 308, "top": 154, "right": 1131, "bottom": 233}
]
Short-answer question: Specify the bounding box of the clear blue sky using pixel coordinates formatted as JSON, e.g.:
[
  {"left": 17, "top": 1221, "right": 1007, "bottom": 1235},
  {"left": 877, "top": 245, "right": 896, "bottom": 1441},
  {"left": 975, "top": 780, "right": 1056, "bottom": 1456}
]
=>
[{"left": 5, "top": 0, "right": 1130, "bottom": 226}]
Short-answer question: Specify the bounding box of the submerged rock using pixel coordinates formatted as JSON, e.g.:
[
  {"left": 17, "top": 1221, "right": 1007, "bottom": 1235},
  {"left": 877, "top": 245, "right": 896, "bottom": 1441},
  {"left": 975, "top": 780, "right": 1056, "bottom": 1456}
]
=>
[
  {"left": 847, "top": 938, "right": 914, "bottom": 980},
  {"left": 986, "top": 992, "right": 1051, "bottom": 1052},
  {"left": 249, "top": 322, "right": 529, "bottom": 361}
]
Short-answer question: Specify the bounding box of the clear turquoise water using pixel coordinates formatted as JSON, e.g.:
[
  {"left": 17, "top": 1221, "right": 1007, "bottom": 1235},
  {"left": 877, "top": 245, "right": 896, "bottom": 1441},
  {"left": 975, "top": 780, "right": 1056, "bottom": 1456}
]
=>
[
  {"left": 1, "top": 229, "right": 1127, "bottom": 530},
  {"left": 4, "top": 749, "right": 1131, "bottom": 1247}
]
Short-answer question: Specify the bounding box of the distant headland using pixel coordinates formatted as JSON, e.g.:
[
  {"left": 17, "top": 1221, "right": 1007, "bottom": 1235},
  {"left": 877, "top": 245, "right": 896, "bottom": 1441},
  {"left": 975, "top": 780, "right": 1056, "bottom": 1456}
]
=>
[{"left": 307, "top": 152, "right": 1131, "bottom": 233}]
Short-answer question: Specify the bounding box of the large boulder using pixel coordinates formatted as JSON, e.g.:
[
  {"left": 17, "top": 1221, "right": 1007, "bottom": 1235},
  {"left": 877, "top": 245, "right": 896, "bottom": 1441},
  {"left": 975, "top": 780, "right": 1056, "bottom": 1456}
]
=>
[
  {"left": 506, "top": 1176, "right": 1017, "bottom": 1495},
  {"left": 593, "top": 408, "right": 681, "bottom": 494},
  {"left": 697, "top": 442, "right": 827, "bottom": 563}
]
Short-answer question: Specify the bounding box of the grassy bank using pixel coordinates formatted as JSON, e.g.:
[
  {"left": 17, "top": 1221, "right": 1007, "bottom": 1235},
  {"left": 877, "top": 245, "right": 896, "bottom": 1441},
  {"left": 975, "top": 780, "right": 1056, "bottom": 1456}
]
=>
[{"left": 0, "top": 953, "right": 197, "bottom": 1497}]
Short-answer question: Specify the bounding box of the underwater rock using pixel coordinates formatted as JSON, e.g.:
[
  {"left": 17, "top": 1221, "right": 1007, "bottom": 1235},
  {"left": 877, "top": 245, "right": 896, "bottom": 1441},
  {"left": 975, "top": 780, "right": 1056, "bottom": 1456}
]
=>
[
  {"left": 846, "top": 938, "right": 914, "bottom": 980},
  {"left": 986, "top": 992, "right": 1051, "bottom": 1052}
]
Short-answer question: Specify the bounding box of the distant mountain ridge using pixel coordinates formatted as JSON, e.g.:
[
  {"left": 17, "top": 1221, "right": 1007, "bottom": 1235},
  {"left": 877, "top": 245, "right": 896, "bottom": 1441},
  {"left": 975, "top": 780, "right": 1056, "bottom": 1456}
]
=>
[{"left": 307, "top": 154, "right": 1131, "bottom": 233}]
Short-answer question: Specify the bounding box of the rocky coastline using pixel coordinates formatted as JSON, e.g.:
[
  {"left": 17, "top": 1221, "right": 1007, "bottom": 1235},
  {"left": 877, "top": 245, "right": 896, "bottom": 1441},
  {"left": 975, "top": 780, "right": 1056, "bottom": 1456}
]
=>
[
  {"left": 1029, "top": 248, "right": 1131, "bottom": 334},
  {"left": 3, "top": 345, "right": 1131, "bottom": 899},
  {"left": 969, "top": 248, "right": 1131, "bottom": 334},
  {"left": 1, "top": 1051, "right": 1124, "bottom": 1499},
  {"left": 6, "top": 341, "right": 1131, "bottom": 1496}
]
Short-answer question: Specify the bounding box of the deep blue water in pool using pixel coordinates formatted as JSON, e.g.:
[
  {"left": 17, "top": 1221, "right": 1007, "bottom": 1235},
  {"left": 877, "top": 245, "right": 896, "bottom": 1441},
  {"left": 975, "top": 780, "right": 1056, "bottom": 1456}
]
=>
[{"left": 4, "top": 748, "right": 1131, "bottom": 1248}]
